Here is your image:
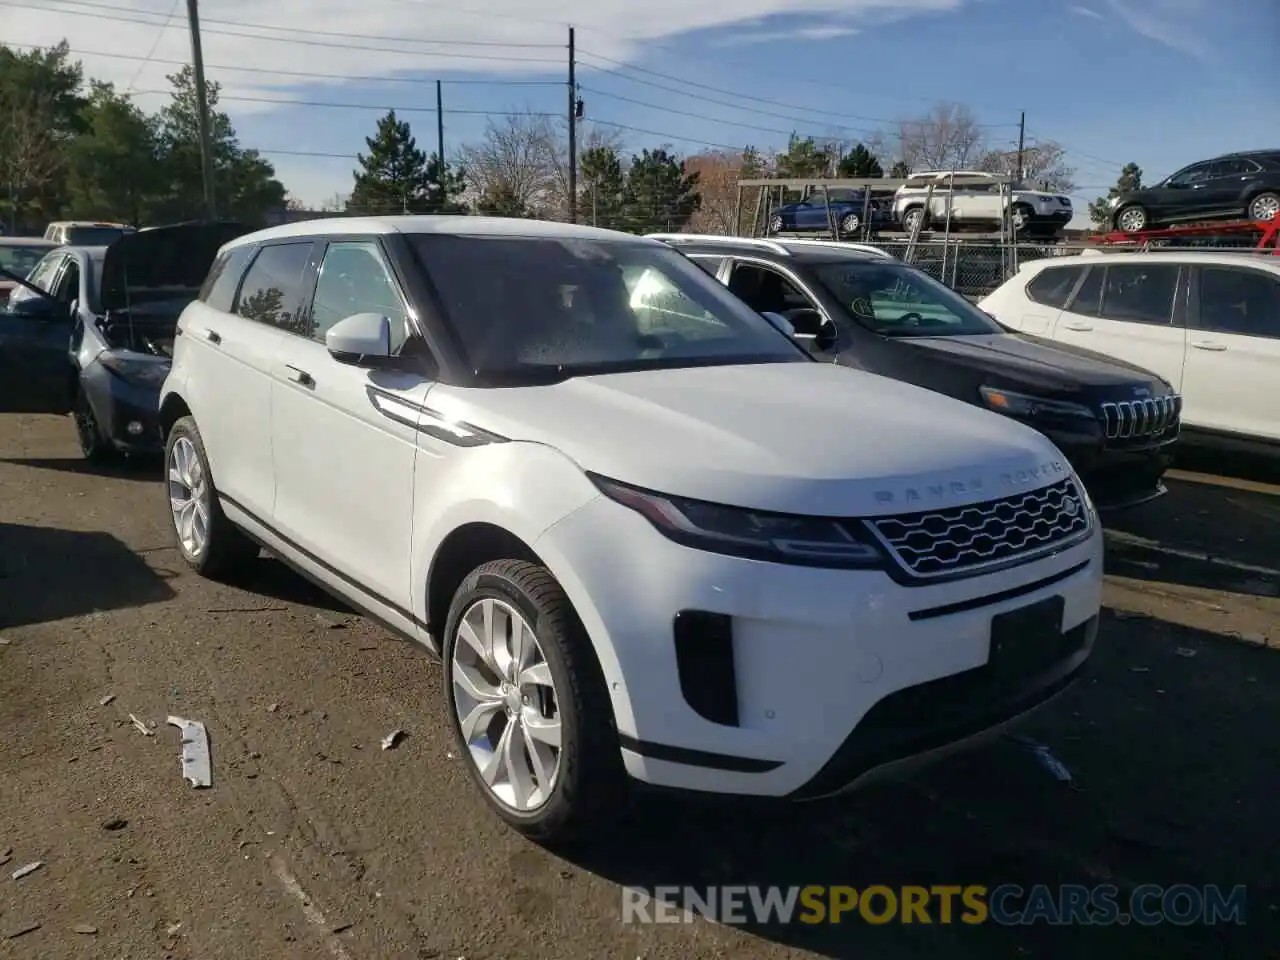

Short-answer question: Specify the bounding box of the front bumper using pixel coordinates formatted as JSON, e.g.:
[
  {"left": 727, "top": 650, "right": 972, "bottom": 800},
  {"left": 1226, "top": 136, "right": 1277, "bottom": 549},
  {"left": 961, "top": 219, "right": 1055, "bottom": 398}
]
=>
[
  {"left": 82, "top": 364, "right": 164, "bottom": 453},
  {"left": 535, "top": 493, "right": 1104, "bottom": 799},
  {"left": 1048, "top": 430, "right": 1173, "bottom": 511}
]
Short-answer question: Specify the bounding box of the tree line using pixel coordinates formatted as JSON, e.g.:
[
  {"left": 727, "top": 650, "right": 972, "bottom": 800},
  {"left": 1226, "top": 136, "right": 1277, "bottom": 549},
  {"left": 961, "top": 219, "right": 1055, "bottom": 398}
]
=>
[{"left": 2, "top": 40, "right": 1141, "bottom": 235}]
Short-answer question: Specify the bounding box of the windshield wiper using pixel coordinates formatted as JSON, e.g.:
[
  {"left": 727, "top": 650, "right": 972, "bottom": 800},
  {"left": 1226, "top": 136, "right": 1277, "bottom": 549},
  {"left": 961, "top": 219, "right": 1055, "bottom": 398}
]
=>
[{"left": 472, "top": 365, "right": 575, "bottom": 386}]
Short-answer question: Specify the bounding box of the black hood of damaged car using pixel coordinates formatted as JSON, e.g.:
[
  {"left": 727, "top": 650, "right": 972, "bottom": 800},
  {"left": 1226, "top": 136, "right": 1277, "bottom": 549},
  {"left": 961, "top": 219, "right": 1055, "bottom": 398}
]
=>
[{"left": 99, "top": 220, "right": 251, "bottom": 313}]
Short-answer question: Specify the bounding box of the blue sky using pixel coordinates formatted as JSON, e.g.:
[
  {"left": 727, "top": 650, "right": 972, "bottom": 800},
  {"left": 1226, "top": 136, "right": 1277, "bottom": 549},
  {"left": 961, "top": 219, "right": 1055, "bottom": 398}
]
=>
[{"left": 8, "top": 0, "right": 1278, "bottom": 227}]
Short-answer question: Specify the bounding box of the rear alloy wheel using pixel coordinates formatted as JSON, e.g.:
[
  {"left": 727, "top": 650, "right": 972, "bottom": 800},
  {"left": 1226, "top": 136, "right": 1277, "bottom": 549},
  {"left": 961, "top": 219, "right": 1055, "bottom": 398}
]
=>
[
  {"left": 838, "top": 212, "right": 860, "bottom": 235},
  {"left": 768, "top": 214, "right": 784, "bottom": 234},
  {"left": 1248, "top": 192, "right": 1279, "bottom": 222},
  {"left": 1010, "top": 203, "right": 1035, "bottom": 234},
  {"left": 1115, "top": 204, "right": 1149, "bottom": 233},
  {"left": 73, "top": 387, "right": 115, "bottom": 463},
  {"left": 165, "top": 416, "right": 259, "bottom": 578},
  {"left": 443, "top": 559, "right": 625, "bottom": 844}
]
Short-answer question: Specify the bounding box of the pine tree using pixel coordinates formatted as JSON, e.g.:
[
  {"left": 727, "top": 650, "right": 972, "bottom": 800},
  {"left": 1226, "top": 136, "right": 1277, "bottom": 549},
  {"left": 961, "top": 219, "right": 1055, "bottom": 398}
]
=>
[
  {"left": 837, "top": 143, "right": 884, "bottom": 178},
  {"left": 348, "top": 110, "right": 457, "bottom": 215}
]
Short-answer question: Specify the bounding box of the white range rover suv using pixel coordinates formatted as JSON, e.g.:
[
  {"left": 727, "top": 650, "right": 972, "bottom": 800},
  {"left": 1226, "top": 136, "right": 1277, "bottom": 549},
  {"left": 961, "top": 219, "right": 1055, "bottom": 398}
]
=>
[
  {"left": 892, "top": 171, "right": 1074, "bottom": 237},
  {"left": 159, "top": 216, "right": 1103, "bottom": 842}
]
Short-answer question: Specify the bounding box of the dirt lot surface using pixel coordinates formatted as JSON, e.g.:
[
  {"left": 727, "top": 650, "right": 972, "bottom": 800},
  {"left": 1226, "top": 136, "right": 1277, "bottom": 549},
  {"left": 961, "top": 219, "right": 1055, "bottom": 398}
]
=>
[{"left": 1, "top": 414, "right": 1277, "bottom": 959}]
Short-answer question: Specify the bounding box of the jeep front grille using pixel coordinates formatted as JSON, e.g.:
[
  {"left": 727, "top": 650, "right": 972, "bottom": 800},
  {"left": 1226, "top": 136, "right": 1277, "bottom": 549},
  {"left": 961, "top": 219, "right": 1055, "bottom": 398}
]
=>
[
  {"left": 867, "top": 478, "right": 1091, "bottom": 579},
  {"left": 1100, "top": 396, "right": 1181, "bottom": 442}
]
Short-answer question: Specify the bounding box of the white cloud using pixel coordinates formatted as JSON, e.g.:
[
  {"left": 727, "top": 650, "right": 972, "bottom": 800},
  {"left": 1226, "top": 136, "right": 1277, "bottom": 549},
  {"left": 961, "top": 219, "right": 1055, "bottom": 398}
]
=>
[
  {"left": 1068, "top": 5, "right": 1105, "bottom": 20},
  {"left": 713, "top": 24, "right": 862, "bottom": 47},
  {"left": 5, "top": 0, "right": 963, "bottom": 113},
  {"left": 1102, "top": 0, "right": 1210, "bottom": 59}
]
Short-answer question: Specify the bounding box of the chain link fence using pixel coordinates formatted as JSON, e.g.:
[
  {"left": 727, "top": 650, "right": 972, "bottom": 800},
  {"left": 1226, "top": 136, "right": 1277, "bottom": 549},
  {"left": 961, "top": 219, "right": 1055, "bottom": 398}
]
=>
[{"left": 868, "top": 241, "right": 1087, "bottom": 301}]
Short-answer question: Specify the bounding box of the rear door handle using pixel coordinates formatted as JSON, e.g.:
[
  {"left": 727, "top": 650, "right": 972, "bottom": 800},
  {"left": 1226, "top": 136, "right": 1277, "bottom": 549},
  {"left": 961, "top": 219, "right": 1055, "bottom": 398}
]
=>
[
  {"left": 1061, "top": 322, "right": 1093, "bottom": 331},
  {"left": 285, "top": 364, "right": 314, "bottom": 387},
  {"left": 1190, "top": 340, "right": 1227, "bottom": 351},
  {"left": 206, "top": 329, "right": 222, "bottom": 345}
]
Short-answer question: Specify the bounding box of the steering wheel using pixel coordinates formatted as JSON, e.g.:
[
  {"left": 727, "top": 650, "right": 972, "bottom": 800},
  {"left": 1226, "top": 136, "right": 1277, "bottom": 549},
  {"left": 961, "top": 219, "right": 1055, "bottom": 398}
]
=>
[{"left": 896, "top": 312, "right": 925, "bottom": 326}]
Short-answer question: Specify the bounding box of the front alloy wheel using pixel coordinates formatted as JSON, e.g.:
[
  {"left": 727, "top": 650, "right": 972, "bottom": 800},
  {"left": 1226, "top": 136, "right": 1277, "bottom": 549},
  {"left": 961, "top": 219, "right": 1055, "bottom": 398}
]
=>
[
  {"left": 1115, "top": 205, "right": 1148, "bottom": 233},
  {"left": 838, "top": 212, "right": 860, "bottom": 234},
  {"left": 73, "top": 388, "right": 113, "bottom": 463},
  {"left": 768, "top": 213, "right": 784, "bottom": 234}
]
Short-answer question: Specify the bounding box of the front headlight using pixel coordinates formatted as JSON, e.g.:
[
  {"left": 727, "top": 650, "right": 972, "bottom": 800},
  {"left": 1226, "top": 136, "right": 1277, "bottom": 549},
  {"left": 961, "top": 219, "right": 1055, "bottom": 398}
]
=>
[
  {"left": 99, "top": 354, "right": 169, "bottom": 386},
  {"left": 980, "top": 386, "right": 1094, "bottom": 420},
  {"left": 590, "top": 475, "right": 884, "bottom": 569}
]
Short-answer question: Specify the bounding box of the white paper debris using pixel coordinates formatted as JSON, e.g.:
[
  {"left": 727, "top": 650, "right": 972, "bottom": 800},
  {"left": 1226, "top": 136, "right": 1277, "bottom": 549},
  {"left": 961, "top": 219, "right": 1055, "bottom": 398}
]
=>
[
  {"left": 11, "top": 861, "right": 43, "bottom": 880},
  {"left": 129, "top": 714, "right": 153, "bottom": 736},
  {"left": 381, "top": 729, "right": 405, "bottom": 751},
  {"left": 99, "top": 695, "right": 116, "bottom": 706},
  {"left": 167, "top": 716, "right": 212, "bottom": 788}
]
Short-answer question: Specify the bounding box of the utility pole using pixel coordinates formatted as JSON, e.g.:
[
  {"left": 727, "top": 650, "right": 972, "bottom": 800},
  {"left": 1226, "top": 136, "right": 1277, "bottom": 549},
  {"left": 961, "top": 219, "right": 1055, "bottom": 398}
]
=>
[
  {"left": 567, "top": 26, "right": 577, "bottom": 224},
  {"left": 185, "top": 0, "right": 217, "bottom": 220},
  {"left": 1015, "top": 111, "right": 1026, "bottom": 184},
  {"left": 436, "top": 80, "right": 445, "bottom": 183}
]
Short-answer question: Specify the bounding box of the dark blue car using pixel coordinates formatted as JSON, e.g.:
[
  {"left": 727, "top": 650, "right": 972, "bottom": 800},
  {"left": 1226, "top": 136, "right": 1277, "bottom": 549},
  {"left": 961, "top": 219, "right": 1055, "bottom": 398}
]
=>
[
  {"left": 767, "top": 189, "right": 891, "bottom": 236},
  {"left": 0, "top": 221, "right": 250, "bottom": 463}
]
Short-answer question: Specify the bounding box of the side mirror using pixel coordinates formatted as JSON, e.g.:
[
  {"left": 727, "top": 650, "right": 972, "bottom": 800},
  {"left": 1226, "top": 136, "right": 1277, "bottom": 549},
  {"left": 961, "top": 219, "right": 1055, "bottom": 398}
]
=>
[
  {"left": 326, "top": 312, "right": 392, "bottom": 364},
  {"left": 761, "top": 311, "right": 795, "bottom": 338},
  {"left": 6, "top": 294, "right": 53, "bottom": 320}
]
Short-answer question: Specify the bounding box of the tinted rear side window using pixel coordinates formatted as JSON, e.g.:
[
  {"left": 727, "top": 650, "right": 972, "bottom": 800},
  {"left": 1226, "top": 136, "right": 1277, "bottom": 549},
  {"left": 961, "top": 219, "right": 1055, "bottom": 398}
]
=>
[
  {"left": 199, "top": 245, "right": 255, "bottom": 313},
  {"left": 688, "top": 256, "right": 725, "bottom": 278},
  {"left": 234, "top": 242, "right": 315, "bottom": 335},
  {"left": 1025, "top": 265, "right": 1081, "bottom": 309}
]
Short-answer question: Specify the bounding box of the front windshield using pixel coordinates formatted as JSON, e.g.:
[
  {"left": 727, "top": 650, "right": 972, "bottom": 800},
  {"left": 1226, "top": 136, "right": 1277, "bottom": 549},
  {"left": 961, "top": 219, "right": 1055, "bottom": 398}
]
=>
[
  {"left": 410, "top": 234, "right": 808, "bottom": 381},
  {"left": 0, "top": 244, "right": 51, "bottom": 280},
  {"left": 813, "top": 261, "right": 1004, "bottom": 337}
]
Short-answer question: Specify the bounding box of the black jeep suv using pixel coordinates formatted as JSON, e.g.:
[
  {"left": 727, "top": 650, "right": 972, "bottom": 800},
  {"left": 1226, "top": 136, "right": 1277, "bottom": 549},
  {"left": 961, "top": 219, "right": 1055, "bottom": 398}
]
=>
[{"left": 652, "top": 235, "right": 1182, "bottom": 511}]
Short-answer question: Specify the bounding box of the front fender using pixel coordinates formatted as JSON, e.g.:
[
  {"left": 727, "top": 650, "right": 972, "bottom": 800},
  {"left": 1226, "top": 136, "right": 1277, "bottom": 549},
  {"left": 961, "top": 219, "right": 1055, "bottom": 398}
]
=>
[{"left": 411, "top": 441, "right": 602, "bottom": 624}]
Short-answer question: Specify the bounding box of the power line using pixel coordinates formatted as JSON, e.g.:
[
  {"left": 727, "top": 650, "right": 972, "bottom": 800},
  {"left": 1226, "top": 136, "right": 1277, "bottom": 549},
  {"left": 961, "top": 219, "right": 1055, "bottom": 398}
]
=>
[
  {"left": 39, "top": 0, "right": 565, "bottom": 49},
  {"left": 3, "top": 40, "right": 563, "bottom": 86},
  {"left": 0, "top": 1, "right": 563, "bottom": 64},
  {"left": 124, "top": 0, "right": 178, "bottom": 93},
  {"left": 131, "top": 89, "right": 561, "bottom": 119},
  {"left": 579, "top": 85, "right": 881, "bottom": 141},
  {"left": 577, "top": 49, "right": 1017, "bottom": 130}
]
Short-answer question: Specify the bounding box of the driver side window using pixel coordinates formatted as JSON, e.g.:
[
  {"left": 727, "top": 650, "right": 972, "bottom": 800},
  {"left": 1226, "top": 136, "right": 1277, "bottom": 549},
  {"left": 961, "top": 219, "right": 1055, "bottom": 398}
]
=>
[
  {"left": 26, "top": 254, "right": 64, "bottom": 293},
  {"left": 311, "top": 241, "right": 409, "bottom": 352}
]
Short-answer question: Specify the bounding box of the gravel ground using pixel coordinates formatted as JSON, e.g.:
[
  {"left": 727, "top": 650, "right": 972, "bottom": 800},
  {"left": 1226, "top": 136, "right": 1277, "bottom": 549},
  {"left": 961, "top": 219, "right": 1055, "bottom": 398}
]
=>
[{"left": 1, "top": 413, "right": 1277, "bottom": 959}]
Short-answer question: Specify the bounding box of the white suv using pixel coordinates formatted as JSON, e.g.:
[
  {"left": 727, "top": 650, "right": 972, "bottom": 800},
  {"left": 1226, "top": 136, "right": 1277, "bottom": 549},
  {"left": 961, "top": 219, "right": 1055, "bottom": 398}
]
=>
[
  {"left": 892, "top": 171, "right": 1074, "bottom": 236},
  {"left": 160, "top": 216, "right": 1103, "bottom": 841},
  {"left": 979, "top": 250, "right": 1280, "bottom": 453}
]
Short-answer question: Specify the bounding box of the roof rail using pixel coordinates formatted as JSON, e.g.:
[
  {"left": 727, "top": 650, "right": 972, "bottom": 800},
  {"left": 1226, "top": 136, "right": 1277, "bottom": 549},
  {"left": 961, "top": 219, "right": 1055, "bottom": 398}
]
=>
[
  {"left": 771, "top": 238, "right": 896, "bottom": 260},
  {"left": 645, "top": 233, "right": 791, "bottom": 256}
]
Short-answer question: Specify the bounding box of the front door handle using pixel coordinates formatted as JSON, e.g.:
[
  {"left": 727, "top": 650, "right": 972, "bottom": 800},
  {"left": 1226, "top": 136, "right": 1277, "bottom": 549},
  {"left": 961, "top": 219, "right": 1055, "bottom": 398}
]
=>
[
  {"left": 1061, "top": 321, "right": 1093, "bottom": 331},
  {"left": 206, "top": 329, "right": 222, "bottom": 345},
  {"left": 285, "top": 364, "right": 314, "bottom": 387},
  {"left": 1190, "top": 340, "right": 1227, "bottom": 351}
]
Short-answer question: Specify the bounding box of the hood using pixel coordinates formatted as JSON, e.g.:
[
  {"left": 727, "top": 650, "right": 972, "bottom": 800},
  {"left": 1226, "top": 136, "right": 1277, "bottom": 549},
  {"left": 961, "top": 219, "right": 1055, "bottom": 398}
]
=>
[
  {"left": 431, "top": 363, "right": 1073, "bottom": 517},
  {"left": 99, "top": 221, "right": 252, "bottom": 312},
  {"left": 893, "top": 333, "right": 1172, "bottom": 396}
]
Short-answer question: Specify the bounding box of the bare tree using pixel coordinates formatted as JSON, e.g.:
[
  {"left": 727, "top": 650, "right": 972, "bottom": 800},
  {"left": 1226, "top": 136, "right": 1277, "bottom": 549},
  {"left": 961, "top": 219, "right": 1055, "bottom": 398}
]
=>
[
  {"left": 893, "top": 102, "right": 987, "bottom": 172},
  {"left": 683, "top": 151, "right": 747, "bottom": 234},
  {"left": 458, "top": 111, "right": 560, "bottom": 217},
  {"left": 319, "top": 192, "right": 349, "bottom": 212},
  {"left": 976, "top": 139, "right": 1077, "bottom": 193},
  {"left": 0, "top": 95, "right": 65, "bottom": 228},
  {"left": 544, "top": 121, "right": 626, "bottom": 221}
]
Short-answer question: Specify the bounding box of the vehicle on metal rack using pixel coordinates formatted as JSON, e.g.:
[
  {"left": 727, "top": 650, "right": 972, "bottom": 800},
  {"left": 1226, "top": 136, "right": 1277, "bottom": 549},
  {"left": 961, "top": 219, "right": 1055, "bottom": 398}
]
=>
[
  {"left": 1108, "top": 150, "right": 1280, "bottom": 234},
  {"left": 892, "top": 171, "right": 1073, "bottom": 238},
  {"left": 652, "top": 233, "right": 1181, "bottom": 511},
  {"left": 146, "top": 215, "right": 1100, "bottom": 843},
  {"left": 42, "top": 220, "right": 136, "bottom": 246},
  {"left": 766, "top": 188, "right": 894, "bottom": 237},
  {"left": 0, "top": 237, "right": 57, "bottom": 308},
  {"left": 0, "top": 221, "right": 250, "bottom": 461},
  {"left": 979, "top": 243, "right": 1280, "bottom": 461}
]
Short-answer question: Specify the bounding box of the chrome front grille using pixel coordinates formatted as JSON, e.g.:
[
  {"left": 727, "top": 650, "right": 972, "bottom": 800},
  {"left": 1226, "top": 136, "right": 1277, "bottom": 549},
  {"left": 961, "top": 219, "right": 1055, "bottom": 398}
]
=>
[
  {"left": 1100, "top": 395, "right": 1181, "bottom": 442},
  {"left": 867, "top": 478, "right": 1091, "bottom": 579}
]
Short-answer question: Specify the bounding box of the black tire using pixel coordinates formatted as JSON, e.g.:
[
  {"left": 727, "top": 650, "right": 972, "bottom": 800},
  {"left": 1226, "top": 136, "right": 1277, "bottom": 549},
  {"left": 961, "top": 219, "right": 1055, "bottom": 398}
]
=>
[
  {"left": 1247, "top": 191, "right": 1279, "bottom": 222},
  {"left": 902, "top": 206, "right": 925, "bottom": 234},
  {"left": 1113, "top": 203, "right": 1149, "bottom": 234},
  {"left": 164, "top": 415, "right": 259, "bottom": 579},
  {"left": 442, "top": 558, "right": 626, "bottom": 844},
  {"left": 1010, "top": 203, "right": 1035, "bottom": 234},
  {"left": 73, "top": 387, "right": 116, "bottom": 464}
]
